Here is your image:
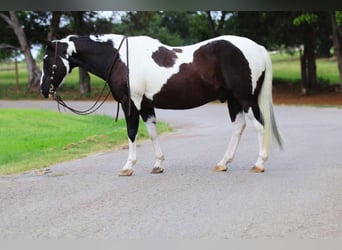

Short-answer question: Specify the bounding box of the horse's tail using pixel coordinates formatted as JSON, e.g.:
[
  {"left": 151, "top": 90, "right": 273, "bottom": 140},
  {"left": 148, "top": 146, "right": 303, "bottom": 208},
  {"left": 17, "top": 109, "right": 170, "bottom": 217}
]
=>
[{"left": 258, "top": 46, "right": 283, "bottom": 154}]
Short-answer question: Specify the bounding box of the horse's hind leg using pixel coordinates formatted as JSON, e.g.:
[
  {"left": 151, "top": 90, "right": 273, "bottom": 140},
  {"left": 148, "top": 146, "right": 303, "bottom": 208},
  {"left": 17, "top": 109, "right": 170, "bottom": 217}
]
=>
[
  {"left": 214, "top": 99, "right": 246, "bottom": 172},
  {"left": 140, "top": 100, "right": 165, "bottom": 174},
  {"left": 214, "top": 112, "right": 246, "bottom": 172},
  {"left": 246, "top": 107, "right": 268, "bottom": 173}
]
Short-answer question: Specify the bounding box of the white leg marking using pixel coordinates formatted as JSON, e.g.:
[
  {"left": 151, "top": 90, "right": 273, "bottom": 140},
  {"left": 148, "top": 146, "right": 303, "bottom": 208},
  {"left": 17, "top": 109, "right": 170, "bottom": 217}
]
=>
[
  {"left": 246, "top": 108, "right": 268, "bottom": 170},
  {"left": 145, "top": 116, "right": 165, "bottom": 169},
  {"left": 122, "top": 137, "right": 137, "bottom": 171},
  {"left": 216, "top": 112, "right": 246, "bottom": 170}
]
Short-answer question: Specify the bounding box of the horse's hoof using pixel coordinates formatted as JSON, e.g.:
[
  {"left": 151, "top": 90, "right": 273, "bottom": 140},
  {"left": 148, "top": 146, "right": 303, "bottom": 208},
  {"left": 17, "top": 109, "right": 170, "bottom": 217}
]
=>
[
  {"left": 118, "top": 169, "right": 134, "bottom": 176},
  {"left": 213, "top": 166, "right": 228, "bottom": 172},
  {"left": 151, "top": 167, "right": 164, "bottom": 174},
  {"left": 250, "top": 166, "right": 265, "bottom": 173}
]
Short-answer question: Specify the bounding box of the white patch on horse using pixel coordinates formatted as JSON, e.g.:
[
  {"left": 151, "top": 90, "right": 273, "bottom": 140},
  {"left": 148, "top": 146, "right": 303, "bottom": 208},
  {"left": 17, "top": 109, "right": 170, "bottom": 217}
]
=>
[
  {"left": 59, "top": 57, "right": 71, "bottom": 87},
  {"left": 39, "top": 71, "right": 44, "bottom": 86},
  {"left": 89, "top": 34, "right": 116, "bottom": 43},
  {"left": 57, "top": 35, "right": 77, "bottom": 57}
]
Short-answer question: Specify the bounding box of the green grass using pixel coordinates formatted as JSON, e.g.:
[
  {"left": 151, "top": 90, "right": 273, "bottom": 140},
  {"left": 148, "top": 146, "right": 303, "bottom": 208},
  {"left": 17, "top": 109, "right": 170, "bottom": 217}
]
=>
[
  {"left": 271, "top": 52, "right": 341, "bottom": 85},
  {"left": 0, "top": 108, "right": 173, "bottom": 175},
  {"left": 271, "top": 52, "right": 301, "bottom": 83}
]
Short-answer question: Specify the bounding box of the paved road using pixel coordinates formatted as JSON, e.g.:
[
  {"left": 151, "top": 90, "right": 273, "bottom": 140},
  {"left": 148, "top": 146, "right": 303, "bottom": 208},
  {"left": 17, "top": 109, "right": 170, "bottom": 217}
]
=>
[{"left": 1, "top": 100, "right": 342, "bottom": 239}]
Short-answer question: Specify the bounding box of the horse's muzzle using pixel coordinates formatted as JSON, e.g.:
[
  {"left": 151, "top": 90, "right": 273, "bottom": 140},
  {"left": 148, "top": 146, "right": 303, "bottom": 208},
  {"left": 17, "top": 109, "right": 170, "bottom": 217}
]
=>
[
  {"left": 41, "top": 90, "right": 49, "bottom": 98},
  {"left": 41, "top": 88, "right": 53, "bottom": 99}
]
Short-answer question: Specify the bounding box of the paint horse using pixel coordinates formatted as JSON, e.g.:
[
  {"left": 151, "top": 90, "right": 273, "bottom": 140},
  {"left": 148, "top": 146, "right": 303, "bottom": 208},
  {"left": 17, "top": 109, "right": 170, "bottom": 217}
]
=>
[{"left": 40, "top": 34, "right": 283, "bottom": 176}]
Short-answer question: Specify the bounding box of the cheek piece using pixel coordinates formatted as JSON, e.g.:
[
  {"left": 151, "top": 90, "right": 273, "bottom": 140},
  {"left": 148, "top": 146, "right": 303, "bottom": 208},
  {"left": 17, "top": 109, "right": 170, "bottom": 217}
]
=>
[
  {"left": 49, "top": 41, "right": 59, "bottom": 97},
  {"left": 49, "top": 64, "right": 57, "bottom": 96}
]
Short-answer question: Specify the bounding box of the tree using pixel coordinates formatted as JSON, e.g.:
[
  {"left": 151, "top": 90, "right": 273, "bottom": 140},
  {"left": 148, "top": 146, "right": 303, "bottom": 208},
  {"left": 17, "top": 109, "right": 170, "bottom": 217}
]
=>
[
  {"left": 0, "top": 11, "right": 19, "bottom": 60},
  {"left": 205, "top": 11, "right": 229, "bottom": 37},
  {"left": 331, "top": 11, "right": 342, "bottom": 89},
  {"left": 47, "top": 11, "right": 62, "bottom": 41},
  {"left": 158, "top": 11, "right": 193, "bottom": 45},
  {"left": 0, "top": 11, "right": 41, "bottom": 92},
  {"left": 293, "top": 13, "right": 321, "bottom": 94},
  {"left": 117, "top": 11, "right": 187, "bottom": 45},
  {"left": 223, "top": 12, "right": 335, "bottom": 94},
  {"left": 69, "top": 11, "right": 91, "bottom": 97}
]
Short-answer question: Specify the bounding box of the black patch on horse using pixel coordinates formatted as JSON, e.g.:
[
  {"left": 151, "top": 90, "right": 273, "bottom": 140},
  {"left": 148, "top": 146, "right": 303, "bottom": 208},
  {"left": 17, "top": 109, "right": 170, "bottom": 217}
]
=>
[
  {"left": 152, "top": 46, "right": 178, "bottom": 68},
  {"left": 254, "top": 70, "right": 265, "bottom": 98},
  {"left": 153, "top": 40, "right": 253, "bottom": 113},
  {"left": 152, "top": 42, "right": 224, "bottom": 109}
]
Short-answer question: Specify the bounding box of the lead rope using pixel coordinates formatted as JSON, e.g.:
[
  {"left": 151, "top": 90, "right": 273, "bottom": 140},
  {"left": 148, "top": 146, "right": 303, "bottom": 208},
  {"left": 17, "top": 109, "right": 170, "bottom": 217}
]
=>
[
  {"left": 105, "top": 35, "right": 127, "bottom": 121},
  {"left": 112, "top": 35, "right": 129, "bottom": 121},
  {"left": 125, "top": 36, "right": 131, "bottom": 118},
  {"left": 54, "top": 85, "right": 111, "bottom": 115}
]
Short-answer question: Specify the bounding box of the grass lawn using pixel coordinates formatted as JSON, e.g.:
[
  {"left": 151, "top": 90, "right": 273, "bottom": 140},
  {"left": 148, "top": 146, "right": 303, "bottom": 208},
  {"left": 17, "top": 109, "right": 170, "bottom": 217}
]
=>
[
  {"left": 0, "top": 108, "right": 172, "bottom": 175},
  {"left": 271, "top": 52, "right": 341, "bottom": 85}
]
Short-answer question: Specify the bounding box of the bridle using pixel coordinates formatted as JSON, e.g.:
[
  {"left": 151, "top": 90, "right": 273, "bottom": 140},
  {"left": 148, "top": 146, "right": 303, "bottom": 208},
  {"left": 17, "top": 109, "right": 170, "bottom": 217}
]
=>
[
  {"left": 48, "top": 35, "right": 130, "bottom": 119},
  {"left": 48, "top": 41, "right": 59, "bottom": 97}
]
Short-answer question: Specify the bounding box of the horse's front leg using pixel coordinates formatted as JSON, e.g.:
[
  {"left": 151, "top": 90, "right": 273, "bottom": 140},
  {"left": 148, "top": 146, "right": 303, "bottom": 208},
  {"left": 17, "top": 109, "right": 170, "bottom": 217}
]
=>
[{"left": 118, "top": 100, "right": 140, "bottom": 176}]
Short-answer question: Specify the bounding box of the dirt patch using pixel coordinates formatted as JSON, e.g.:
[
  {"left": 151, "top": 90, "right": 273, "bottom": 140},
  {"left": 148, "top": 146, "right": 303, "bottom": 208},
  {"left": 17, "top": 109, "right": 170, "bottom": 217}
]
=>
[{"left": 273, "top": 83, "right": 342, "bottom": 106}]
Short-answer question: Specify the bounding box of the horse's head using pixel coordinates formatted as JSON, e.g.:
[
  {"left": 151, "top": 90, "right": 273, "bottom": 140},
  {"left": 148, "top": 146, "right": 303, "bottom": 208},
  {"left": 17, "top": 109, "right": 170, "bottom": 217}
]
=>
[{"left": 40, "top": 38, "right": 76, "bottom": 98}]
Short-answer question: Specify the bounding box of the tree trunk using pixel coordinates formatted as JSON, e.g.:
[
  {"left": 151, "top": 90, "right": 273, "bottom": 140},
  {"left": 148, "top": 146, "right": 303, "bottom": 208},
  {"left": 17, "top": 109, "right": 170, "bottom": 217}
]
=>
[
  {"left": 299, "top": 48, "right": 308, "bottom": 95},
  {"left": 0, "top": 11, "right": 42, "bottom": 92},
  {"left": 299, "top": 24, "right": 317, "bottom": 94},
  {"left": 72, "top": 11, "right": 91, "bottom": 96},
  {"left": 331, "top": 12, "right": 342, "bottom": 89},
  {"left": 79, "top": 68, "right": 91, "bottom": 97},
  {"left": 47, "top": 11, "right": 62, "bottom": 41},
  {"left": 307, "top": 39, "right": 317, "bottom": 87}
]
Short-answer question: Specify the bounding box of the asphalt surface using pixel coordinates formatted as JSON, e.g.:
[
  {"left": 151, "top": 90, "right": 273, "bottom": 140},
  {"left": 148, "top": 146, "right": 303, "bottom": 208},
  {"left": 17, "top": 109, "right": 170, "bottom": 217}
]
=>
[{"left": 1, "top": 100, "right": 342, "bottom": 239}]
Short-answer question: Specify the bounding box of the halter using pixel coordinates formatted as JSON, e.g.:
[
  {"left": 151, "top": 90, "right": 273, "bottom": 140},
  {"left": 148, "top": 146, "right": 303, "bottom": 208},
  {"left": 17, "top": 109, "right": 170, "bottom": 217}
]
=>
[{"left": 48, "top": 35, "right": 130, "bottom": 119}]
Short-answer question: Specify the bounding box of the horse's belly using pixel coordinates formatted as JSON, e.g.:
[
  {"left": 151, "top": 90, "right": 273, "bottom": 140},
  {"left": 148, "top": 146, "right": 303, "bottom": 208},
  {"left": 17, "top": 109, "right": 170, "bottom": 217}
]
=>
[{"left": 152, "top": 82, "right": 220, "bottom": 109}]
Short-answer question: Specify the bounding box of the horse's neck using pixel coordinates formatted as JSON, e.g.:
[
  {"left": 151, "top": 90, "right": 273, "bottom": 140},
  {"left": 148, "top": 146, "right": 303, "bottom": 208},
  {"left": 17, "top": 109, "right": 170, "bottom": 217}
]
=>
[{"left": 70, "top": 46, "right": 112, "bottom": 80}]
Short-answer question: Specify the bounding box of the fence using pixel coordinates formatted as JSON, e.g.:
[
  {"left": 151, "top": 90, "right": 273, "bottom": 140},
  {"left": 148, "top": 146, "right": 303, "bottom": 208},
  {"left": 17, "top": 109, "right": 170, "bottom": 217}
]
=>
[{"left": 0, "top": 59, "right": 21, "bottom": 90}]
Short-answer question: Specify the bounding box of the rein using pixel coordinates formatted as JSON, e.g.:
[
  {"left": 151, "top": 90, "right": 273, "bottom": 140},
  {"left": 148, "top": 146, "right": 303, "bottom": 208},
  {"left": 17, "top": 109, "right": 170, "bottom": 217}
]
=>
[{"left": 49, "top": 35, "right": 130, "bottom": 121}]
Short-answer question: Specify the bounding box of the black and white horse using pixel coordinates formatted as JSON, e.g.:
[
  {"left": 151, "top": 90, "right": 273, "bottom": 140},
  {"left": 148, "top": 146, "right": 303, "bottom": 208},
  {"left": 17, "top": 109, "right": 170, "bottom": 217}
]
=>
[{"left": 40, "top": 34, "right": 283, "bottom": 176}]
